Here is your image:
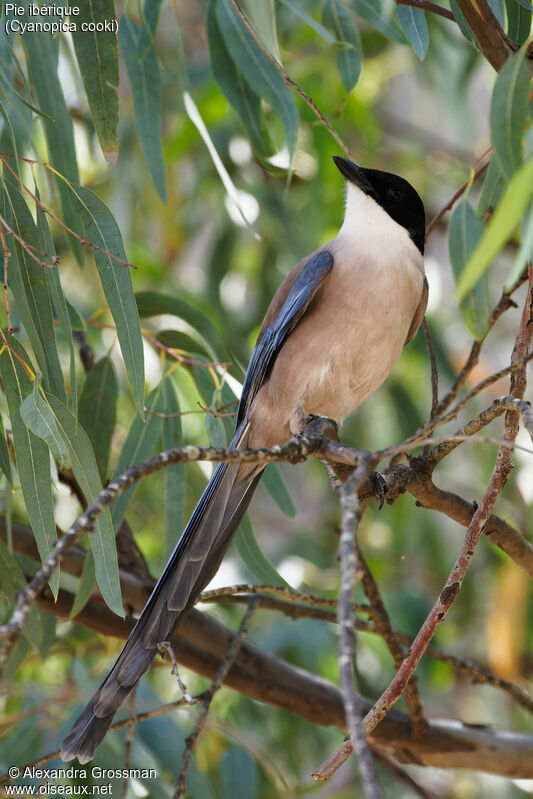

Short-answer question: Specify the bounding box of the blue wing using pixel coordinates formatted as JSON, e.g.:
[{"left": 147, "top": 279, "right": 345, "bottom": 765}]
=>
[{"left": 236, "top": 249, "right": 334, "bottom": 426}]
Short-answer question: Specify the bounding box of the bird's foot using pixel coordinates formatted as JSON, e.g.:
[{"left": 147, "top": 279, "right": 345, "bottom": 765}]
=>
[{"left": 371, "top": 471, "right": 387, "bottom": 510}]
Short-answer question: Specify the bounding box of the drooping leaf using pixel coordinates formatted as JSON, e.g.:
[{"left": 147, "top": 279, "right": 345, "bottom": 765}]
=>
[
  {"left": 216, "top": 0, "right": 299, "bottom": 165},
  {"left": 162, "top": 378, "right": 186, "bottom": 558},
  {"left": 70, "top": 547, "right": 97, "bottom": 619},
  {"left": 283, "top": 0, "right": 336, "bottom": 41},
  {"left": 36, "top": 196, "right": 77, "bottom": 416},
  {"left": 505, "top": 0, "right": 532, "bottom": 45},
  {"left": 490, "top": 45, "right": 530, "bottom": 178},
  {"left": 45, "top": 393, "right": 124, "bottom": 617},
  {"left": 72, "top": 185, "right": 145, "bottom": 416},
  {"left": 19, "top": 16, "right": 83, "bottom": 263},
  {"left": 396, "top": 4, "right": 428, "bottom": 60},
  {"left": 0, "top": 337, "right": 58, "bottom": 597},
  {"left": 78, "top": 357, "right": 118, "bottom": 481},
  {"left": 449, "top": 0, "right": 476, "bottom": 43},
  {"left": 120, "top": 9, "right": 166, "bottom": 200},
  {"left": 477, "top": 155, "right": 506, "bottom": 217},
  {"left": 72, "top": 0, "right": 119, "bottom": 163},
  {"left": 234, "top": 513, "right": 291, "bottom": 588},
  {"left": 20, "top": 375, "right": 71, "bottom": 470},
  {"left": 449, "top": 200, "right": 490, "bottom": 340},
  {"left": 110, "top": 382, "right": 166, "bottom": 530},
  {"left": 207, "top": 1, "right": 275, "bottom": 157},
  {"left": 322, "top": 0, "right": 362, "bottom": 92},
  {"left": 2, "top": 185, "right": 66, "bottom": 402},
  {"left": 457, "top": 159, "right": 533, "bottom": 299},
  {"left": 263, "top": 464, "right": 296, "bottom": 518},
  {"left": 0, "top": 413, "right": 12, "bottom": 484},
  {"left": 136, "top": 290, "right": 224, "bottom": 361},
  {"left": 242, "top": 0, "right": 281, "bottom": 60},
  {"left": 351, "top": 0, "right": 405, "bottom": 43}
]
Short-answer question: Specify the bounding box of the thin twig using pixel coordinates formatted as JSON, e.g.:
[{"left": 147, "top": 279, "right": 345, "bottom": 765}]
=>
[
  {"left": 158, "top": 641, "right": 196, "bottom": 705},
  {"left": 395, "top": 0, "right": 454, "bottom": 20},
  {"left": 336, "top": 453, "right": 382, "bottom": 798},
  {"left": 174, "top": 599, "right": 259, "bottom": 798}
]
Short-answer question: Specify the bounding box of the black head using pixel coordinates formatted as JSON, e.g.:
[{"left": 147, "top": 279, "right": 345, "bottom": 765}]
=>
[{"left": 333, "top": 156, "right": 425, "bottom": 255}]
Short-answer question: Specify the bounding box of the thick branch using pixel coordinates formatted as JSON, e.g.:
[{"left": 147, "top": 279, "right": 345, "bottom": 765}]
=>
[{"left": 453, "top": 0, "right": 516, "bottom": 70}]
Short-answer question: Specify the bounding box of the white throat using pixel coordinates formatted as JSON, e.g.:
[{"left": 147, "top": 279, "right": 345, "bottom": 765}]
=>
[{"left": 338, "top": 183, "right": 410, "bottom": 246}]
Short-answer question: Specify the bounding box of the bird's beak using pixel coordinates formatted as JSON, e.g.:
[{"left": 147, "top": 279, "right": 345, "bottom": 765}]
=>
[{"left": 332, "top": 156, "right": 374, "bottom": 195}]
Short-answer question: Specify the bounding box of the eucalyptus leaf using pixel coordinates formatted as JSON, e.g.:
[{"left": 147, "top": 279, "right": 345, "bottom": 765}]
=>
[
  {"left": 78, "top": 357, "right": 118, "bottom": 481},
  {"left": 449, "top": 200, "right": 490, "bottom": 340},
  {"left": 351, "top": 0, "right": 405, "bottom": 43},
  {"left": 396, "top": 4, "right": 428, "bottom": 60},
  {"left": 490, "top": 45, "right": 530, "bottom": 177},
  {"left": 20, "top": 375, "right": 71, "bottom": 470},
  {"left": 72, "top": 185, "right": 145, "bottom": 417},
  {"left": 234, "top": 513, "right": 291, "bottom": 588},
  {"left": 322, "top": 0, "right": 362, "bottom": 92}
]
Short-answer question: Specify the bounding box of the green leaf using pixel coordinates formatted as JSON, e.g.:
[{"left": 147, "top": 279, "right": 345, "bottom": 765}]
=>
[
  {"left": 136, "top": 290, "right": 223, "bottom": 361},
  {"left": 220, "top": 747, "right": 258, "bottom": 799},
  {"left": 216, "top": 0, "right": 299, "bottom": 165},
  {"left": 396, "top": 4, "right": 428, "bottom": 60},
  {"left": 162, "top": 378, "right": 186, "bottom": 558},
  {"left": 120, "top": 11, "right": 166, "bottom": 201},
  {"left": 19, "top": 17, "right": 83, "bottom": 263},
  {"left": 263, "top": 464, "right": 296, "bottom": 518},
  {"left": 449, "top": 0, "right": 476, "bottom": 43},
  {"left": 351, "top": 0, "right": 405, "bottom": 43},
  {"left": 78, "top": 357, "right": 118, "bottom": 481},
  {"left": 72, "top": 185, "right": 145, "bottom": 416},
  {"left": 505, "top": 0, "right": 532, "bottom": 45},
  {"left": 45, "top": 393, "right": 124, "bottom": 617},
  {"left": 322, "top": 0, "right": 362, "bottom": 93},
  {"left": 282, "top": 0, "right": 336, "bottom": 41},
  {"left": 242, "top": 0, "right": 281, "bottom": 60},
  {"left": 0, "top": 337, "right": 58, "bottom": 597},
  {"left": 477, "top": 155, "right": 506, "bottom": 217},
  {"left": 448, "top": 200, "right": 490, "bottom": 340},
  {"left": 0, "top": 536, "right": 26, "bottom": 595},
  {"left": 0, "top": 413, "right": 12, "bottom": 484},
  {"left": 110, "top": 382, "right": 165, "bottom": 529},
  {"left": 66, "top": 300, "right": 86, "bottom": 332},
  {"left": 2, "top": 186, "right": 66, "bottom": 403},
  {"left": 234, "top": 513, "right": 291, "bottom": 588},
  {"left": 487, "top": 0, "right": 505, "bottom": 25},
  {"left": 457, "top": 159, "right": 533, "bottom": 300},
  {"left": 20, "top": 375, "right": 71, "bottom": 469},
  {"left": 207, "top": 1, "right": 275, "bottom": 157},
  {"left": 157, "top": 329, "right": 211, "bottom": 360},
  {"left": 36, "top": 197, "right": 77, "bottom": 416},
  {"left": 490, "top": 45, "right": 530, "bottom": 178},
  {"left": 71, "top": 0, "right": 119, "bottom": 162},
  {"left": 70, "top": 547, "right": 97, "bottom": 619},
  {"left": 505, "top": 200, "right": 533, "bottom": 289}
]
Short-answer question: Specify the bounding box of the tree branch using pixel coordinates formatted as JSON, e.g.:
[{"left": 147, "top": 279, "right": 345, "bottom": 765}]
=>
[{"left": 453, "top": 0, "right": 517, "bottom": 71}]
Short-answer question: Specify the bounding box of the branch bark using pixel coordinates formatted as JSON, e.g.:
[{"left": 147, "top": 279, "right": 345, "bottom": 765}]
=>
[{"left": 453, "top": 0, "right": 517, "bottom": 70}]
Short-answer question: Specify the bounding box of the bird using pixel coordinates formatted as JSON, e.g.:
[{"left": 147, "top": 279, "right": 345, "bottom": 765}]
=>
[{"left": 61, "top": 156, "right": 427, "bottom": 764}]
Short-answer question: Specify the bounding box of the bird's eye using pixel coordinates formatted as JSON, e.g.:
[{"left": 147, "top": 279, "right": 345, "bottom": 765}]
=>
[{"left": 387, "top": 187, "right": 401, "bottom": 202}]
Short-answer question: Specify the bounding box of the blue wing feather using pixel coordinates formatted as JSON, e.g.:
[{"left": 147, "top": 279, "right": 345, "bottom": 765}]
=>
[{"left": 236, "top": 250, "right": 334, "bottom": 425}]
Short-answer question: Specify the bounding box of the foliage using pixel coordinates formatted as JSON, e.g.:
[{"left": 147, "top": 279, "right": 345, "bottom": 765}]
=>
[{"left": 0, "top": 1, "right": 531, "bottom": 797}]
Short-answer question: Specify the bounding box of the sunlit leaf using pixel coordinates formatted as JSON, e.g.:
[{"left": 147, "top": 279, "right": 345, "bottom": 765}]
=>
[
  {"left": 78, "top": 357, "right": 118, "bottom": 481},
  {"left": 457, "top": 158, "right": 533, "bottom": 299},
  {"left": 396, "top": 4, "right": 428, "bottom": 60},
  {"left": 72, "top": 0, "right": 119, "bottom": 163},
  {"left": 20, "top": 375, "right": 71, "bottom": 470},
  {"left": 322, "top": 0, "right": 362, "bottom": 92},
  {"left": 449, "top": 199, "right": 490, "bottom": 340},
  {"left": 0, "top": 337, "right": 58, "bottom": 597},
  {"left": 490, "top": 45, "right": 530, "bottom": 177},
  {"left": 505, "top": 200, "right": 533, "bottom": 289},
  {"left": 45, "top": 393, "right": 124, "bottom": 617},
  {"left": 72, "top": 185, "right": 145, "bottom": 417}
]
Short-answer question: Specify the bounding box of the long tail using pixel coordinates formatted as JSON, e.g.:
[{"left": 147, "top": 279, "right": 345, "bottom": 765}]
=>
[{"left": 61, "top": 436, "right": 263, "bottom": 764}]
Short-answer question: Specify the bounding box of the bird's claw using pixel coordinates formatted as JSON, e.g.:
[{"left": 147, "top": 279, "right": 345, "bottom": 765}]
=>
[{"left": 371, "top": 471, "right": 387, "bottom": 510}]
